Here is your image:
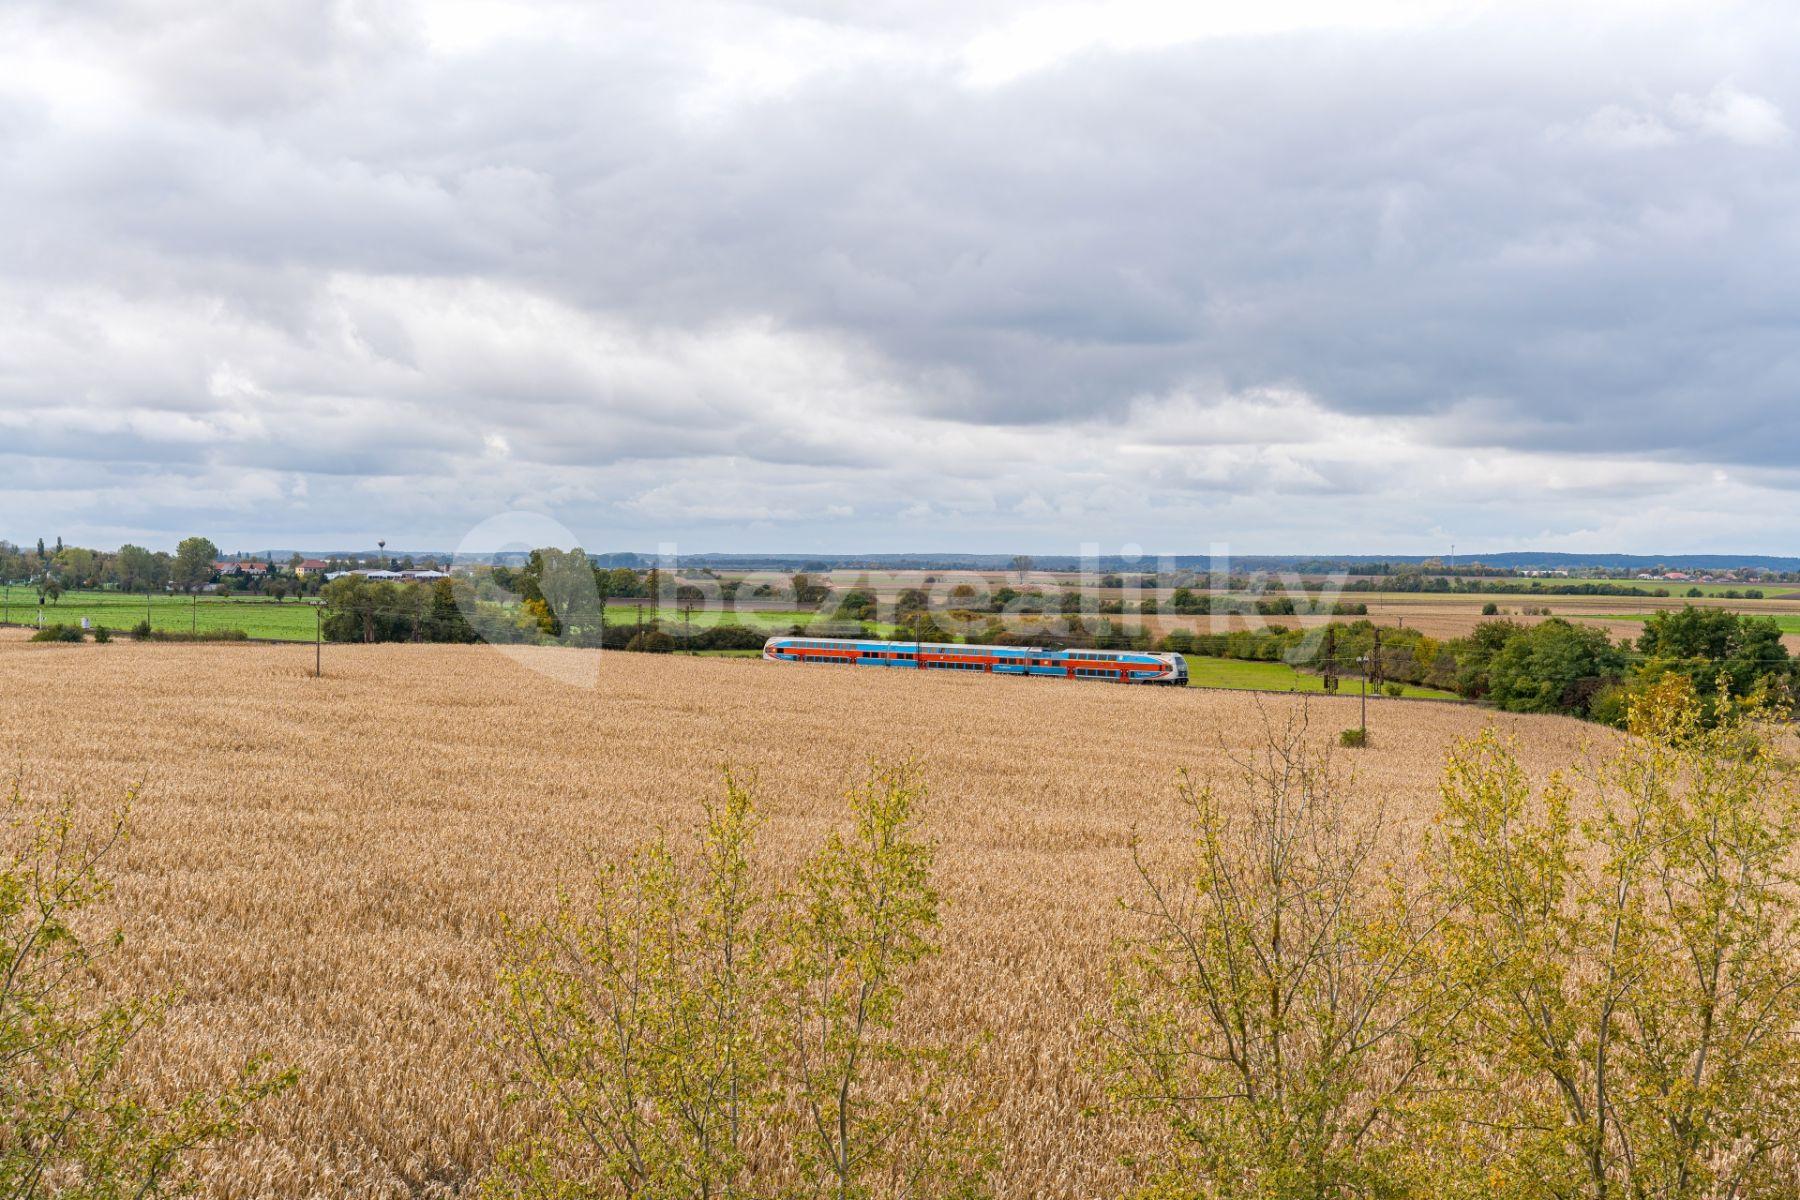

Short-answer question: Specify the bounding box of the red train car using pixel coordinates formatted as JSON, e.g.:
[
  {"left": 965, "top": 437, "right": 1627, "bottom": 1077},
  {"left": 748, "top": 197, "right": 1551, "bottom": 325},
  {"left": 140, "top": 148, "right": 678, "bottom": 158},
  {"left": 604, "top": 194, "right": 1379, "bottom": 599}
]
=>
[{"left": 762, "top": 636, "right": 1187, "bottom": 685}]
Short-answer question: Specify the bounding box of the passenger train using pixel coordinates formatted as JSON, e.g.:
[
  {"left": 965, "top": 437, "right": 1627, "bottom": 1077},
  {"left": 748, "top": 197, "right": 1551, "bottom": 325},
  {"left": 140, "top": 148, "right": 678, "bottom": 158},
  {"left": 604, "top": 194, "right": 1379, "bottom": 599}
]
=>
[{"left": 762, "top": 636, "right": 1188, "bottom": 686}]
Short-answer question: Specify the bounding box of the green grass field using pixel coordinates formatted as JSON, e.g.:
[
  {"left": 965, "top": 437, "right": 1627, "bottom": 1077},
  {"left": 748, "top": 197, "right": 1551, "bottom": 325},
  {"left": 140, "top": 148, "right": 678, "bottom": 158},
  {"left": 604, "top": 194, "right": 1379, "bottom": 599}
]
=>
[
  {"left": 606, "top": 604, "right": 904, "bottom": 637},
  {"left": 1184, "top": 655, "right": 1460, "bottom": 699},
  {"left": 0, "top": 586, "right": 320, "bottom": 641},
  {"left": 1339, "top": 583, "right": 1794, "bottom": 603},
  {"left": 1599, "top": 612, "right": 1800, "bottom": 634},
  {"left": 1586, "top": 579, "right": 1798, "bottom": 598}
]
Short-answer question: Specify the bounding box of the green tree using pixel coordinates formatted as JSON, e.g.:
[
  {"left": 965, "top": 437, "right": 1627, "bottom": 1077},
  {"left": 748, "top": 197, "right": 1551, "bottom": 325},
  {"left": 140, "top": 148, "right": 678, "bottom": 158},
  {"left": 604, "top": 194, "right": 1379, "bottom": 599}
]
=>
[
  {"left": 487, "top": 765, "right": 992, "bottom": 1200},
  {"left": 1449, "top": 619, "right": 1524, "bottom": 698},
  {"left": 791, "top": 573, "right": 830, "bottom": 608},
  {"left": 833, "top": 589, "right": 878, "bottom": 624},
  {"left": 781, "top": 763, "right": 992, "bottom": 1200},
  {"left": 1094, "top": 716, "right": 1451, "bottom": 1200},
  {"left": 1635, "top": 606, "right": 1796, "bottom": 708},
  {"left": 625, "top": 629, "right": 676, "bottom": 653},
  {"left": 533, "top": 548, "right": 603, "bottom": 645},
  {"left": 1482, "top": 618, "right": 1624, "bottom": 716},
  {"left": 1419, "top": 676, "right": 1800, "bottom": 1199},
  {"left": 487, "top": 771, "right": 775, "bottom": 1199},
  {"left": 3, "top": 783, "right": 293, "bottom": 1198},
  {"left": 113, "top": 544, "right": 162, "bottom": 593},
  {"left": 52, "top": 548, "right": 96, "bottom": 588},
  {"left": 172, "top": 537, "right": 219, "bottom": 594}
]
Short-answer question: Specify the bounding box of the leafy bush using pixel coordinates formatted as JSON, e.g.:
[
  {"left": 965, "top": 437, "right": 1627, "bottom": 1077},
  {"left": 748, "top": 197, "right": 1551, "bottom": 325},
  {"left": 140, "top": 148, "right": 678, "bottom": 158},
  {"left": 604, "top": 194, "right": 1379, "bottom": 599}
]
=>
[
  {"left": 624, "top": 629, "right": 676, "bottom": 653},
  {"left": 1633, "top": 606, "right": 1797, "bottom": 709},
  {"left": 1382, "top": 681, "right": 1404, "bottom": 698},
  {"left": 487, "top": 764, "right": 993, "bottom": 1199},
  {"left": 92, "top": 624, "right": 111, "bottom": 643},
  {"left": 3, "top": 783, "right": 294, "bottom": 1192},
  {"left": 30, "top": 622, "right": 84, "bottom": 642},
  {"left": 1480, "top": 618, "right": 1625, "bottom": 716},
  {"left": 693, "top": 622, "right": 768, "bottom": 651},
  {"left": 1418, "top": 678, "right": 1800, "bottom": 1195},
  {"left": 1097, "top": 716, "right": 1433, "bottom": 1198},
  {"left": 1339, "top": 726, "right": 1368, "bottom": 748},
  {"left": 135, "top": 628, "right": 249, "bottom": 642},
  {"left": 1099, "top": 672, "right": 1800, "bottom": 1200}
]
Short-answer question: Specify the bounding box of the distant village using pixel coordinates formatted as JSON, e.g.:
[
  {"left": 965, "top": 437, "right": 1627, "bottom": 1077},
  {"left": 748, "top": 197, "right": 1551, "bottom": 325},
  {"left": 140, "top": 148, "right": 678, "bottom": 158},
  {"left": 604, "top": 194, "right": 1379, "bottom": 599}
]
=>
[
  {"left": 210, "top": 554, "right": 452, "bottom": 590},
  {"left": 206, "top": 554, "right": 453, "bottom": 590}
]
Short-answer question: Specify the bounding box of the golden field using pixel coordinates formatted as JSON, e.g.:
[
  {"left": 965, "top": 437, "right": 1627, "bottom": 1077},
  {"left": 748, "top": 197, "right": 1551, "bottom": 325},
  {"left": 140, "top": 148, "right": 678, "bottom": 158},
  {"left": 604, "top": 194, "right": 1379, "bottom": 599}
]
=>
[{"left": 3, "top": 637, "right": 1619, "bottom": 1197}]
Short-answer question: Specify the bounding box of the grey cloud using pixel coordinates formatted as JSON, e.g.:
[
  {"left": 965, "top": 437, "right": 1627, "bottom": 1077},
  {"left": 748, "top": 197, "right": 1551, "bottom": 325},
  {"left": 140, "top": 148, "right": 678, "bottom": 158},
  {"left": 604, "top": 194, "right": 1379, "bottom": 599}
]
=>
[{"left": 4, "top": 1, "right": 1800, "bottom": 552}]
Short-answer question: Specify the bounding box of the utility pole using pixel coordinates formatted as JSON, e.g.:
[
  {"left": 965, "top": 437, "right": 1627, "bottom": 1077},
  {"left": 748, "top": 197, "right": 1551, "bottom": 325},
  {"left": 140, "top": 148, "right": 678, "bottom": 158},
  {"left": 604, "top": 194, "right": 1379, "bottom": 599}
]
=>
[
  {"left": 315, "top": 605, "right": 322, "bottom": 677},
  {"left": 683, "top": 602, "right": 695, "bottom": 653},
  {"left": 1322, "top": 625, "right": 1339, "bottom": 694},
  {"left": 191, "top": 592, "right": 197, "bottom": 636},
  {"left": 1361, "top": 662, "right": 1368, "bottom": 737},
  {"left": 636, "top": 602, "right": 644, "bottom": 645},
  {"left": 1370, "top": 626, "right": 1383, "bottom": 692}
]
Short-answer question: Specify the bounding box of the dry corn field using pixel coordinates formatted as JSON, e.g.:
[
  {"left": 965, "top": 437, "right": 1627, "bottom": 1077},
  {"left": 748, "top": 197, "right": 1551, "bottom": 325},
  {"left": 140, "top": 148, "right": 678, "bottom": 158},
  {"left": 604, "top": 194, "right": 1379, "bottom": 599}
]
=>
[{"left": 3, "top": 637, "right": 1619, "bottom": 1198}]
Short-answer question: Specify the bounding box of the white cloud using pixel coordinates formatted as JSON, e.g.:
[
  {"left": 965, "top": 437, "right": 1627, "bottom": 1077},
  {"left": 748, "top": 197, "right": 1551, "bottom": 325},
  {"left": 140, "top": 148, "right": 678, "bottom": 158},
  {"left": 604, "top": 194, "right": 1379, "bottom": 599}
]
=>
[
  {"left": 957, "top": 0, "right": 1471, "bottom": 87},
  {"left": 1564, "top": 84, "right": 1789, "bottom": 151},
  {"left": 1565, "top": 104, "right": 1679, "bottom": 149},
  {"left": 1671, "top": 83, "right": 1790, "bottom": 147}
]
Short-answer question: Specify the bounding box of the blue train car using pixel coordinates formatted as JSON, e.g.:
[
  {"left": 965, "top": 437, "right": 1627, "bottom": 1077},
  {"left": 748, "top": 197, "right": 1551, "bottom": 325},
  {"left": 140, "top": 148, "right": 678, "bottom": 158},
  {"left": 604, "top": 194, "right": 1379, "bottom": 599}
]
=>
[{"left": 762, "top": 636, "right": 1187, "bottom": 686}]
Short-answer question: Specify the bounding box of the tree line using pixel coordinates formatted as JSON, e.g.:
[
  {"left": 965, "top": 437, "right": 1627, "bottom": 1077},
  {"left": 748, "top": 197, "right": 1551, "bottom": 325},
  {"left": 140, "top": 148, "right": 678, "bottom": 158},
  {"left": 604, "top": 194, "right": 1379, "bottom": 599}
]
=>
[{"left": 0, "top": 535, "right": 388, "bottom": 602}]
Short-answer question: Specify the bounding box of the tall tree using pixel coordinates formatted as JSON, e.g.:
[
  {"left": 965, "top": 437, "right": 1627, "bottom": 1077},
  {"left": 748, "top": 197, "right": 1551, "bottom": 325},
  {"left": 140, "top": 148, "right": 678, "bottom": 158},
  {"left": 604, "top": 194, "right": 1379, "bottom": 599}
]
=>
[
  {"left": 1420, "top": 677, "right": 1800, "bottom": 1198},
  {"left": 172, "top": 537, "right": 219, "bottom": 594}
]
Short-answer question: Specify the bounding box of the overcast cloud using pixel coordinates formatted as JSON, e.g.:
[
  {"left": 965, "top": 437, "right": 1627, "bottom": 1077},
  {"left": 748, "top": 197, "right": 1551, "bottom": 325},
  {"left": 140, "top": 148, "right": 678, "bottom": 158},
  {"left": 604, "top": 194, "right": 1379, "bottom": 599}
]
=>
[{"left": 2, "top": 0, "right": 1798, "bottom": 554}]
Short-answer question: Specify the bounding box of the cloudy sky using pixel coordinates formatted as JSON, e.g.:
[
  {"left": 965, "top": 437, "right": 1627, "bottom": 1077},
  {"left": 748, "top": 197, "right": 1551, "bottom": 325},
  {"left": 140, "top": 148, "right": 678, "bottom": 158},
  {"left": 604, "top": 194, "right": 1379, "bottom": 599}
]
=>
[{"left": 3, "top": 1, "right": 1797, "bottom": 555}]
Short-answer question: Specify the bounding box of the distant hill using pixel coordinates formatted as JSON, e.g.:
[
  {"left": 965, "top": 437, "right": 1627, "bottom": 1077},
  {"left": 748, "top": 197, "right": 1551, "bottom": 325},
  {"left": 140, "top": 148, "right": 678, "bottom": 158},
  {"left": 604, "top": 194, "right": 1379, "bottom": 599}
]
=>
[
  {"left": 579, "top": 551, "right": 1800, "bottom": 573},
  {"left": 247, "top": 549, "right": 1800, "bottom": 573}
]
